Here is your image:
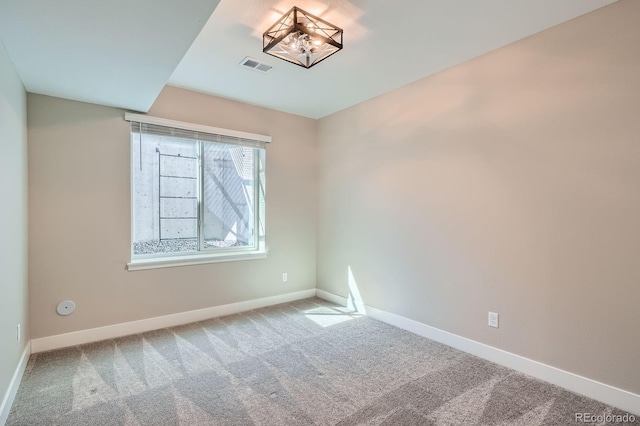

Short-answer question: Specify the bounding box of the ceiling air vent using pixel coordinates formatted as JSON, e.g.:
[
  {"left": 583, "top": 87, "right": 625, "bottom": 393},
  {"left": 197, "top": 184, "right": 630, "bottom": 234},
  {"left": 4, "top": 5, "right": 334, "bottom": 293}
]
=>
[{"left": 240, "top": 56, "right": 273, "bottom": 73}]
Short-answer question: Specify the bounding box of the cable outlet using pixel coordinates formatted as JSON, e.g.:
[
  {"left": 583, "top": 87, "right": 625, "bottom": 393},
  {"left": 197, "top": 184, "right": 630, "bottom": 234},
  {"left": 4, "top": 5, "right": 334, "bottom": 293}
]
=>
[
  {"left": 282, "top": 273, "right": 288, "bottom": 282},
  {"left": 17, "top": 323, "right": 21, "bottom": 342},
  {"left": 488, "top": 312, "right": 499, "bottom": 328}
]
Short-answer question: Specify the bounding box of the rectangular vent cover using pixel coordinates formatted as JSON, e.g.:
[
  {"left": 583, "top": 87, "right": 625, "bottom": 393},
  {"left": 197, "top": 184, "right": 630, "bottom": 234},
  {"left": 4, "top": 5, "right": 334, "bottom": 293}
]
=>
[{"left": 240, "top": 57, "right": 273, "bottom": 73}]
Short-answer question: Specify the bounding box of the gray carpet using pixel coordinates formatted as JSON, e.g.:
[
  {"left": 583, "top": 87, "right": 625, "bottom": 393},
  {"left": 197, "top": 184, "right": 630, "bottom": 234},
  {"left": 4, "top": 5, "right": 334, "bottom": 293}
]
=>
[{"left": 7, "top": 298, "right": 637, "bottom": 425}]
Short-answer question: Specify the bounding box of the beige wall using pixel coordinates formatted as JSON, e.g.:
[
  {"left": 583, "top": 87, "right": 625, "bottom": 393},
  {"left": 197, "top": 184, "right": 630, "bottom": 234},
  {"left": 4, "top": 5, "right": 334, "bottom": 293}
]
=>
[
  {"left": 28, "top": 86, "right": 317, "bottom": 339},
  {"left": 22, "top": 0, "right": 640, "bottom": 399},
  {"left": 0, "top": 40, "right": 28, "bottom": 401},
  {"left": 317, "top": 0, "right": 640, "bottom": 394}
]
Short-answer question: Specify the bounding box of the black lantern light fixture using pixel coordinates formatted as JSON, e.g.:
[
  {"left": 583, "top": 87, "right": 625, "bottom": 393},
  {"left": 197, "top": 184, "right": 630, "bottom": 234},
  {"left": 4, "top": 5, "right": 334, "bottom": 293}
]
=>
[{"left": 263, "top": 6, "right": 343, "bottom": 69}]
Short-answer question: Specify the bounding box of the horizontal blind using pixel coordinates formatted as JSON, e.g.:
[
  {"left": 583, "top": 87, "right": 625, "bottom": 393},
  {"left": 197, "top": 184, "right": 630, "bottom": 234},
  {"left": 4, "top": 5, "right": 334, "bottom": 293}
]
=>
[
  {"left": 125, "top": 113, "right": 270, "bottom": 149},
  {"left": 130, "top": 122, "right": 266, "bottom": 149}
]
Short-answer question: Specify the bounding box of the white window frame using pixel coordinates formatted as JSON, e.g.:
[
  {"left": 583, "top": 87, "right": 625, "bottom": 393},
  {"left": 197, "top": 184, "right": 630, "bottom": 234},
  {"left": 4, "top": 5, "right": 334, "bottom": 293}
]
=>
[{"left": 125, "top": 113, "right": 270, "bottom": 271}]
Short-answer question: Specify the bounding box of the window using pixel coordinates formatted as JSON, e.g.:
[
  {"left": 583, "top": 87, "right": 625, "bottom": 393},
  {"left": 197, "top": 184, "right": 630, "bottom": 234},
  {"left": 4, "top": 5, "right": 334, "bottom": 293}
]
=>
[{"left": 126, "top": 114, "right": 268, "bottom": 270}]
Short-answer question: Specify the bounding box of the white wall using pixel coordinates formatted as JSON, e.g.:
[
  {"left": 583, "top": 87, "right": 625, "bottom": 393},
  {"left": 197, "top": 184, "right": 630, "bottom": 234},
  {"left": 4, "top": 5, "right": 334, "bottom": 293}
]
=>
[
  {"left": 317, "top": 0, "right": 640, "bottom": 395},
  {"left": 27, "top": 86, "right": 316, "bottom": 339},
  {"left": 0, "top": 38, "right": 28, "bottom": 408}
]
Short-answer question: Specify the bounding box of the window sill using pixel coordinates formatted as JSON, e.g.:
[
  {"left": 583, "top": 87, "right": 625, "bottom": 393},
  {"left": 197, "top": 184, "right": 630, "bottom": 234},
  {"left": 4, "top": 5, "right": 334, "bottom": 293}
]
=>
[{"left": 127, "top": 250, "right": 268, "bottom": 271}]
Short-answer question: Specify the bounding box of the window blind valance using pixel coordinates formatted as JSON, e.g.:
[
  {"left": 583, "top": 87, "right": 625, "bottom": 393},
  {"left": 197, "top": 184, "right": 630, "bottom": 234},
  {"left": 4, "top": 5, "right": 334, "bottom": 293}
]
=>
[{"left": 125, "top": 112, "right": 270, "bottom": 150}]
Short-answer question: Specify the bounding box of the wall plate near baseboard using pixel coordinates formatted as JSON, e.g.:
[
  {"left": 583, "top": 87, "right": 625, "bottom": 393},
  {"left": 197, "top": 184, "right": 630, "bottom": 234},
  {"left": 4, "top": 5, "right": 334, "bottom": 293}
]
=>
[
  {"left": 314, "top": 289, "right": 640, "bottom": 416},
  {"left": 30, "top": 289, "right": 316, "bottom": 354}
]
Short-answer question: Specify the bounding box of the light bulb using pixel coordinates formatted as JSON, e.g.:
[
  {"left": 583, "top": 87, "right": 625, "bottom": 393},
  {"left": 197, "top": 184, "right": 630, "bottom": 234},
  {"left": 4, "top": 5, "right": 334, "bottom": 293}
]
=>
[{"left": 287, "top": 33, "right": 298, "bottom": 48}]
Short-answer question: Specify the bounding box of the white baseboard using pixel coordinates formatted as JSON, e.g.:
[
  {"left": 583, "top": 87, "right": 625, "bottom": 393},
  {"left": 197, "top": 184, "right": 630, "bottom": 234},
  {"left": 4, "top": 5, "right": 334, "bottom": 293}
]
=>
[
  {"left": 31, "top": 289, "right": 316, "bottom": 354},
  {"left": 315, "top": 289, "right": 640, "bottom": 416},
  {"left": 315, "top": 288, "right": 347, "bottom": 306},
  {"left": 0, "top": 342, "right": 31, "bottom": 425}
]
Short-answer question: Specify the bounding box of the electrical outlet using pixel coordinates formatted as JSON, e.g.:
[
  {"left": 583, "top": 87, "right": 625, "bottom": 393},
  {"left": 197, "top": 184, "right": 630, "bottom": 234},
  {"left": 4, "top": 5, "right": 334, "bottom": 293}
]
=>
[
  {"left": 17, "top": 323, "right": 21, "bottom": 342},
  {"left": 488, "top": 312, "right": 499, "bottom": 328},
  {"left": 282, "top": 272, "right": 288, "bottom": 282}
]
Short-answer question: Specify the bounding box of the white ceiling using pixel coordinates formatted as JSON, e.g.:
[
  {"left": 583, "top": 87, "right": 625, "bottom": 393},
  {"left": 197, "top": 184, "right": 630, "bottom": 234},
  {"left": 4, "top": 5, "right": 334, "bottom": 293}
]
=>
[
  {"left": 0, "top": 0, "right": 221, "bottom": 111},
  {"left": 0, "top": 0, "right": 617, "bottom": 118}
]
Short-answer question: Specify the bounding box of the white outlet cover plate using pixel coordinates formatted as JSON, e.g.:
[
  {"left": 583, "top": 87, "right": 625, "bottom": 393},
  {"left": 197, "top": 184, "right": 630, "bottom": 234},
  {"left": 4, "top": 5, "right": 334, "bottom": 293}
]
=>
[
  {"left": 488, "top": 312, "right": 499, "bottom": 328},
  {"left": 57, "top": 300, "right": 76, "bottom": 316}
]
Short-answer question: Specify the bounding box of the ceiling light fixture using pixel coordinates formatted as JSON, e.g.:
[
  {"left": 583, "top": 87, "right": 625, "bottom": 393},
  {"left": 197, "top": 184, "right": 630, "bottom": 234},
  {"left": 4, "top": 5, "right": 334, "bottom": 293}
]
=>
[{"left": 263, "top": 6, "right": 343, "bottom": 69}]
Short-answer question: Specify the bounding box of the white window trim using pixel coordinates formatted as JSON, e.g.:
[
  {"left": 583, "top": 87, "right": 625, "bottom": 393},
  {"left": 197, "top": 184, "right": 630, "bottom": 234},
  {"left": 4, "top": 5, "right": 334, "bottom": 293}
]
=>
[
  {"left": 127, "top": 250, "right": 268, "bottom": 271},
  {"left": 125, "top": 113, "right": 270, "bottom": 271}
]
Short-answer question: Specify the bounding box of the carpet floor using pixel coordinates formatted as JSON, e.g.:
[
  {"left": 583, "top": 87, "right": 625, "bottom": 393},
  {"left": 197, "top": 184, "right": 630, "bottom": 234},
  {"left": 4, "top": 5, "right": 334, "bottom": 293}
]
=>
[{"left": 7, "top": 298, "right": 637, "bottom": 425}]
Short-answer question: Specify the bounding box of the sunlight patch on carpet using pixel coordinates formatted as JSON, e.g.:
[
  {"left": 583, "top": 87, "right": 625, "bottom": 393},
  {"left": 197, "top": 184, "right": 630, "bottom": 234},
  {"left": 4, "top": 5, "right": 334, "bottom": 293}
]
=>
[{"left": 303, "top": 306, "right": 361, "bottom": 327}]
